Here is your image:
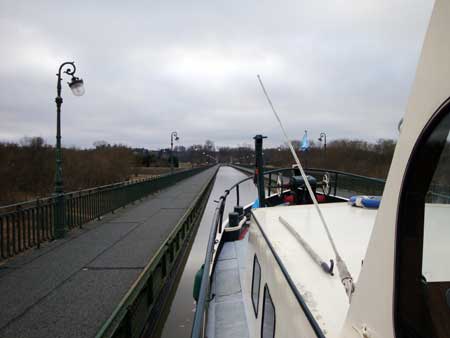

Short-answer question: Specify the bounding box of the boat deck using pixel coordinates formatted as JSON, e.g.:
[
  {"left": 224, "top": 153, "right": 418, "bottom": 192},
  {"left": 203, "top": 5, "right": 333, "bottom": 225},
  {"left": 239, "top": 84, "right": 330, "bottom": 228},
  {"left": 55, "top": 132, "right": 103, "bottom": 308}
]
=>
[
  {"left": 0, "top": 167, "right": 217, "bottom": 338},
  {"left": 206, "top": 234, "right": 250, "bottom": 338}
]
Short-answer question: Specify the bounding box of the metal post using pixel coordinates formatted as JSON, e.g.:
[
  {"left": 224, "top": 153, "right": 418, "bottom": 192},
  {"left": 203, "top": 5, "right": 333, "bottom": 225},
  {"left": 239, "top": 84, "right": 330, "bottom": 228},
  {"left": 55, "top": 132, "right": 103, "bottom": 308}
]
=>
[
  {"left": 268, "top": 173, "right": 272, "bottom": 195},
  {"left": 36, "top": 199, "right": 41, "bottom": 248},
  {"left": 334, "top": 172, "right": 338, "bottom": 196},
  {"left": 53, "top": 61, "right": 84, "bottom": 239},
  {"left": 170, "top": 137, "right": 174, "bottom": 174},
  {"left": 254, "top": 134, "right": 267, "bottom": 207},
  {"left": 170, "top": 131, "right": 179, "bottom": 174},
  {"left": 54, "top": 63, "right": 71, "bottom": 238},
  {"left": 319, "top": 132, "right": 327, "bottom": 152}
]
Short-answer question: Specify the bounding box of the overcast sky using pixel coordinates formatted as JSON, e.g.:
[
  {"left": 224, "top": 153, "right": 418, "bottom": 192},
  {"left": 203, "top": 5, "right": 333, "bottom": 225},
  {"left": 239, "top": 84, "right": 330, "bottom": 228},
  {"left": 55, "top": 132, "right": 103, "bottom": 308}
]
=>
[{"left": 0, "top": 0, "right": 434, "bottom": 149}]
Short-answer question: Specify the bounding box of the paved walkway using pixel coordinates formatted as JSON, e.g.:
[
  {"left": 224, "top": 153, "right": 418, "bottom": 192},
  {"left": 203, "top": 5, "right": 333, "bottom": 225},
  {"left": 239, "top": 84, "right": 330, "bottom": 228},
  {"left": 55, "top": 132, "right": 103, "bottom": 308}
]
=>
[{"left": 0, "top": 167, "right": 217, "bottom": 338}]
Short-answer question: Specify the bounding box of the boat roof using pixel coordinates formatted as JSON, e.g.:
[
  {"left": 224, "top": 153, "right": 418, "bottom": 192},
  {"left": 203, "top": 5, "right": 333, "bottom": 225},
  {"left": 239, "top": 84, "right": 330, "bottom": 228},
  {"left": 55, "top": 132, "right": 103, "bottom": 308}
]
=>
[{"left": 252, "top": 202, "right": 377, "bottom": 337}]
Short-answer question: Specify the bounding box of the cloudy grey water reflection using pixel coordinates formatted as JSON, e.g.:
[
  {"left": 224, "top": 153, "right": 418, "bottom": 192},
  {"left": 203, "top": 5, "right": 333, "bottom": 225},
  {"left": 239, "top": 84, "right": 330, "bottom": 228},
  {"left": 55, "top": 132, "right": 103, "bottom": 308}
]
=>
[{"left": 155, "top": 166, "right": 256, "bottom": 338}]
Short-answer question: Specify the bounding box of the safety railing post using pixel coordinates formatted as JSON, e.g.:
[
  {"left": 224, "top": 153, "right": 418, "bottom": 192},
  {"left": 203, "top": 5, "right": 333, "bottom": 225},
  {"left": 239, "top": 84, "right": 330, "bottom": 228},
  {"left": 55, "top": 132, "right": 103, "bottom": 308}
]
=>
[
  {"left": 88, "top": 190, "right": 93, "bottom": 221},
  {"left": 268, "top": 173, "right": 272, "bottom": 195},
  {"left": 36, "top": 199, "right": 41, "bottom": 249},
  {"left": 13, "top": 207, "right": 19, "bottom": 254},
  {"left": 16, "top": 205, "right": 23, "bottom": 252},
  {"left": 334, "top": 173, "right": 338, "bottom": 196},
  {"left": 0, "top": 217, "right": 4, "bottom": 258},
  {"left": 25, "top": 208, "right": 31, "bottom": 249},
  {"left": 219, "top": 198, "right": 225, "bottom": 233}
]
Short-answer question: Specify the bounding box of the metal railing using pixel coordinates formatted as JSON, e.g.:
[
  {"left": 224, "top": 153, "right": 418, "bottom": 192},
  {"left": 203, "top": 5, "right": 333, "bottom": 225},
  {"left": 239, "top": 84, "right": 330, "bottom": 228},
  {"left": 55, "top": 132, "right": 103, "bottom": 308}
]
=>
[
  {"left": 232, "top": 165, "right": 386, "bottom": 198},
  {"left": 95, "top": 166, "right": 218, "bottom": 338},
  {"left": 0, "top": 166, "right": 211, "bottom": 260},
  {"left": 191, "top": 165, "right": 386, "bottom": 338},
  {"left": 295, "top": 168, "right": 385, "bottom": 198},
  {"left": 236, "top": 164, "right": 450, "bottom": 202}
]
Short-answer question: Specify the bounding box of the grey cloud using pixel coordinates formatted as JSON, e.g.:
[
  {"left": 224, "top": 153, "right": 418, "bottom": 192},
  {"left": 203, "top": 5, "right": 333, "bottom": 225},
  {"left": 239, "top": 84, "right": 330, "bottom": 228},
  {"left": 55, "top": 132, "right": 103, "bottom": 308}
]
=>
[{"left": 0, "top": 0, "right": 435, "bottom": 149}]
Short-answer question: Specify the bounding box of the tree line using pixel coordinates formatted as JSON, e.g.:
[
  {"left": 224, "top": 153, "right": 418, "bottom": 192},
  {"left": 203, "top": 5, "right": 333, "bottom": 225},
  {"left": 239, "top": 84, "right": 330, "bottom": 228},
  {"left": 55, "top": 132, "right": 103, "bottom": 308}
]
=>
[
  {"left": 132, "top": 138, "right": 397, "bottom": 179},
  {"left": 259, "top": 139, "right": 396, "bottom": 179},
  {"left": 0, "top": 137, "right": 397, "bottom": 205},
  {"left": 0, "top": 137, "right": 134, "bottom": 205}
]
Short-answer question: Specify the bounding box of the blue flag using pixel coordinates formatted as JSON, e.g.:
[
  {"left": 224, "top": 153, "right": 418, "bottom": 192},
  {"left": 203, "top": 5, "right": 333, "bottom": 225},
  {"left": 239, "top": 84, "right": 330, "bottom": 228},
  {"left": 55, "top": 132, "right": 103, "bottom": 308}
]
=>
[{"left": 300, "top": 130, "right": 309, "bottom": 152}]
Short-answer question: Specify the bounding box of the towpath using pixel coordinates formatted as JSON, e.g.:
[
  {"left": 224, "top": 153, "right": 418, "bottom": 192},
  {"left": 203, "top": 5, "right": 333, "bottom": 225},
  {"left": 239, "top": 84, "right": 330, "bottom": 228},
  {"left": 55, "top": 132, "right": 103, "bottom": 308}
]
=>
[{"left": 0, "top": 166, "right": 217, "bottom": 338}]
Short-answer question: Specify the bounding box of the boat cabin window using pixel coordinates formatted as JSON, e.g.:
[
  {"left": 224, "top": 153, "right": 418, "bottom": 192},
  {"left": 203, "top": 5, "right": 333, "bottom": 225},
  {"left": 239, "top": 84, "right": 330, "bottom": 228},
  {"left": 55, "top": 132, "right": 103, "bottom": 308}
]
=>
[
  {"left": 252, "top": 255, "right": 261, "bottom": 316},
  {"left": 396, "top": 100, "right": 450, "bottom": 338},
  {"left": 261, "top": 285, "right": 275, "bottom": 338}
]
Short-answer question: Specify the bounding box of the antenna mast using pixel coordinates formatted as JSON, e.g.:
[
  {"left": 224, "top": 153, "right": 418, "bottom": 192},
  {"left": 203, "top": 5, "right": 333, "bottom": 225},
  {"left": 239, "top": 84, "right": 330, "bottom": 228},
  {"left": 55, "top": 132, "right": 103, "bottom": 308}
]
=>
[{"left": 257, "top": 74, "right": 355, "bottom": 301}]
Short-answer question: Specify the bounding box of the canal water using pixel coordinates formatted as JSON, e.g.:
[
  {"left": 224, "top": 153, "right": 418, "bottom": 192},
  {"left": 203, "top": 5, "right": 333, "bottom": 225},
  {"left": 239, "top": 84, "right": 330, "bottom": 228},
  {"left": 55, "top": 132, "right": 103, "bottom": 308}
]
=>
[{"left": 151, "top": 166, "right": 257, "bottom": 338}]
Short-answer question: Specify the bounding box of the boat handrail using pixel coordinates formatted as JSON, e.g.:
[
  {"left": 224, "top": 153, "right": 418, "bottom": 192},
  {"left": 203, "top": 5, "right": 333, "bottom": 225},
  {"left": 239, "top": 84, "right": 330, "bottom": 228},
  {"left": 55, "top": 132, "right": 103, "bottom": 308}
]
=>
[
  {"left": 265, "top": 167, "right": 386, "bottom": 183},
  {"left": 191, "top": 172, "right": 254, "bottom": 338},
  {"left": 233, "top": 164, "right": 386, "bottom": 182},
  {"left": 191, "top": 204, "right": 221, "bottom": 337},
  {"left": 233, "top": 165, "right": 387, "bottom": 199}
]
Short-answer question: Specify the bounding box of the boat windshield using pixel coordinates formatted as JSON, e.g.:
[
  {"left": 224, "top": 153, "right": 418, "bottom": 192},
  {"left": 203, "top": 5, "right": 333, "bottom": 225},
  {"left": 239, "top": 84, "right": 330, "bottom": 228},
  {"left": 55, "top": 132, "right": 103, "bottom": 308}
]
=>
[
  {"left": 423, "top": 128, "right": 450, "bottom": 282},
  {"left": 396, "top": 101, "right": 450, "bottom": 338}
]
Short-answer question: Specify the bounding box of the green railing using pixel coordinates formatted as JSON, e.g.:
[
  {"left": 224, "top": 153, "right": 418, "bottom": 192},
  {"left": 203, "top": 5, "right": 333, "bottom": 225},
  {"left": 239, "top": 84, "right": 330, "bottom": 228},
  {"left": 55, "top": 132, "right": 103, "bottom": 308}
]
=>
[
  {"left": 231, "top": 164, "right": 386, "bottom": 199},
  {"left": 302, "top": 168, "right": 385, "bottom": 198},
  {"left": 0, "top": 166, "right": 211, "bottom": 260}
]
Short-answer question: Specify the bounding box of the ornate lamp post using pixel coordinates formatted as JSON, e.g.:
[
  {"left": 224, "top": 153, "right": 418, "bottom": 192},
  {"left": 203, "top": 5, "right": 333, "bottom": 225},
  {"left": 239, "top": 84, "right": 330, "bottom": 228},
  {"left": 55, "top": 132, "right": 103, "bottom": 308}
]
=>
[
  {"left": 54, "top": 62, "right": 85, "bottom": 239},
  {"left": 318, "top": 132, "right": 327, "bottom": 151},
  {"left": 170, "top": 131, "right": 179, "bottom": 174}
]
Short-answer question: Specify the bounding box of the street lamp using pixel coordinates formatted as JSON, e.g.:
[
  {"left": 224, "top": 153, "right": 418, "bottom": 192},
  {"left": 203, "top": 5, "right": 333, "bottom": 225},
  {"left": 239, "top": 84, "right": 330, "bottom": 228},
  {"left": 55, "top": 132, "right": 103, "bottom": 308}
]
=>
[
  {"left": 318, "top": 132, "right": 327, "bottom": 151},
  {"left": 54, "top": 61, "right": 85, "bottom": 239},
  {"left": 170, "top": 131, "right": 179, "bottom": 174}
]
